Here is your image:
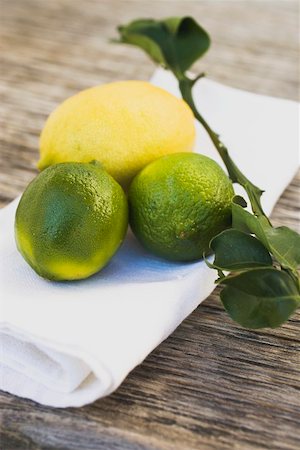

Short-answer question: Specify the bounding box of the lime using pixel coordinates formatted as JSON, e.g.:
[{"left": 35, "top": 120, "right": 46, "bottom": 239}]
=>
[
  {"left": 38, "top": 81, "right": 195, "bottom": 188},
  {"left": 15, "top": 161, "right": 128, "bottom": 281},
  {"left": 128, "top": 153, "right": 234, "bottom": 261}
]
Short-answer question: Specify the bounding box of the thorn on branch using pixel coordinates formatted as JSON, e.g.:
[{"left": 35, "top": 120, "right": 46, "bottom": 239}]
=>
[{"left": 191, "top": 72, "right": 206, "bottom": 85}]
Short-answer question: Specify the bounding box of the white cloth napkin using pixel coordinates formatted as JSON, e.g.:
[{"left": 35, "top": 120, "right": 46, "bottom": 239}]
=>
[{"left": 0, "top": 68, "right": 298, "bottom": 408}]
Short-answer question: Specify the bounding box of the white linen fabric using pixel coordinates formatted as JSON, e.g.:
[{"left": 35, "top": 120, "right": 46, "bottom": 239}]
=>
[{"left": 0, "top": 68, "right": 298, "bottom": 407}]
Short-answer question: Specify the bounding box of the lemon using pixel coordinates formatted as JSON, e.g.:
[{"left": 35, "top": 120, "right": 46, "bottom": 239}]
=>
[
  {"left": 128, "top": 153, "right": 234, "bottom": 261},
  {"left": 15, "top": 161, "right": 128, "bottom": 281},
  {"left": 38, "top": 81, "right": 195, "bottom": 188}
]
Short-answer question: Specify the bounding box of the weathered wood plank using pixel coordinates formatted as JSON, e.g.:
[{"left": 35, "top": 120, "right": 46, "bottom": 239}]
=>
[{"left": 0, "top": 1, "right": 299, "bottom": 449}]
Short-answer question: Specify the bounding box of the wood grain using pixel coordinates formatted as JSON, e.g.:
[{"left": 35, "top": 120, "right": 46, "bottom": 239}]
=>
[{"left": 0, "top": 1, "right": 299, "bottom": 449}]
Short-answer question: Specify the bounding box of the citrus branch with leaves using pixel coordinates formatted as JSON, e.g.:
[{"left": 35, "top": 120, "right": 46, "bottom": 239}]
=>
[{"left": 115, "top": 17, "right": 300, "bottom": 329}]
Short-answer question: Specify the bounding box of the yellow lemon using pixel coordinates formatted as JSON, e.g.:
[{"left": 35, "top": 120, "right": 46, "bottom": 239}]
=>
[{"left": 38, "top": 81, "right": 195, "bottom": 188}]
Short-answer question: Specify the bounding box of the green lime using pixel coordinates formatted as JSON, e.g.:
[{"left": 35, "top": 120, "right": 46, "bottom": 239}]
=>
[
  {"left": 15, "top": 161, "right": 128, "bottom": 281},
  {"left": 128, "top": 153, "right": 234, "bottom": 261}
]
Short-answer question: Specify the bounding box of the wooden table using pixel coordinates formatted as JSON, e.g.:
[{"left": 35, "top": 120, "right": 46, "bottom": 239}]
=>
[{"left": 1, "top": 1, "right": 299, "bottom": 449}]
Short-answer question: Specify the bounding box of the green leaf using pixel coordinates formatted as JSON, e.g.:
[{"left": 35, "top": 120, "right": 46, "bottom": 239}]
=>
[
  {"left": 164, "top": 17, "right": 210, "bottom": 72},
  {"left": 233, "top": 195, "right": 247, "bottom": 208},
  {"left": 116, "top": 17, "right": 210, "bottom": 74},
  {"left": 232, "top": 199, "right": 300, "bottom": 272},
  {"left": 220, "top": 268, "right": 300, "bottom": 329},
  {"left": 117, "top": 19, "right": 168, "bottom": 67},
  {"left": 231, "top": 197, "right": 268, "bottom": 241},
  {"left": 263, "top": 226, "right": 300, "bottom": 272},
  {"left": 209, "top": 229, "right": 272, "bottom": 271}
]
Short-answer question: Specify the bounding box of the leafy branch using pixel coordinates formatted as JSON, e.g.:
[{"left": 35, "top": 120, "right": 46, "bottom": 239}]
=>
[{"left": 115, "top": 17, "right": 300, "bottom": 328}]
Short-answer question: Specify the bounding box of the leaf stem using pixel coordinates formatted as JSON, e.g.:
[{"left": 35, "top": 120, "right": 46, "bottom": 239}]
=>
[{"left": 178, "top": 77, "right": 267, "bottom": 218}]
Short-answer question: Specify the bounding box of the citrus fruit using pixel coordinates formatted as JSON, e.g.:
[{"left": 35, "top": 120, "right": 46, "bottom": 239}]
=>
[
  {"left": 15, "top": 161, "right": 128, "bottom": 281},
  {"left": 38, "top": 81, "right": 195, "bottom": 188},
  {"left": 128, "top": 153, "right": 234, "bottom": 261}
]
